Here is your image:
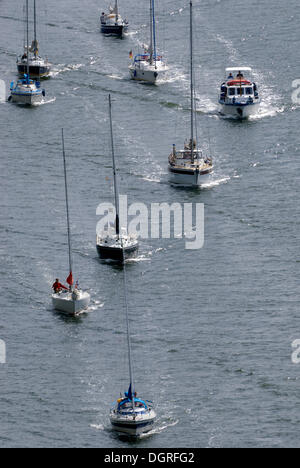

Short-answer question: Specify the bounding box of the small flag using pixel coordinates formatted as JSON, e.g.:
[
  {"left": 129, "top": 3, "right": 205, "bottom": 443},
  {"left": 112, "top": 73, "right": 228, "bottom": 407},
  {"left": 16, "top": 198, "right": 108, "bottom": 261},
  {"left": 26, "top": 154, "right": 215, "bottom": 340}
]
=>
[
  {"left": 66, "top": 272, "right": 74, "bottom": 286},
  {"left": 129, "top": 50, "right": 133, "bottom": 60}
]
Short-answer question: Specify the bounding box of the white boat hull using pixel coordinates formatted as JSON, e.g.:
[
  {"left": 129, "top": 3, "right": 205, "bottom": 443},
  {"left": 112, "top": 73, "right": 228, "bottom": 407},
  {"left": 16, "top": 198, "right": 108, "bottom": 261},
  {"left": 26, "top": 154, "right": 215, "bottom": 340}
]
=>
[
  {"left": 52, "top": 291, "right": 90, "bottom": 316},
  {"left": 110, "top": 409, "right": 156, "bottom": 436},
  {"left": 219, "top": 101, "right": 260, "bottom": 119},
  {"left": 129, "top": 62, "right": 168, "bottom": 84},
  {"left": 169, "top": 167, "right": 213, "bottom": 187},
  {"left": 11, "top": 91, "right": 43, "bottom": 105}
]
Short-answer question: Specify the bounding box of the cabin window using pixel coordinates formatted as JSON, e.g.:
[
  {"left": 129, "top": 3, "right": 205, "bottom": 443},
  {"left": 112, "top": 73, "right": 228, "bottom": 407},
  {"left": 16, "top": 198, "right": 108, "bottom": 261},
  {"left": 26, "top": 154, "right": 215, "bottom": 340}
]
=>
[
  {"left": 246, "top": 87, "right": 253, "bottom": 95},
  {"left": 229, "top": 88, "right": 235, "bottom": 96},
  {"left": 236, "top": 88, "right": 245, "bottom": 95}
]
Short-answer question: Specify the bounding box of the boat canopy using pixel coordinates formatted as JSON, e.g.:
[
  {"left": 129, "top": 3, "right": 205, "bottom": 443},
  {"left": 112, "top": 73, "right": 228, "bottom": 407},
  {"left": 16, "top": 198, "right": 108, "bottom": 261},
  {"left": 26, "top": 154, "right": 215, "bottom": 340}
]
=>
[
  {"left": 226, "top": 67, "right": 252, "bottom": 74},
  {"left": 118, "top": 397, "right": 148, "bottom": 410}
]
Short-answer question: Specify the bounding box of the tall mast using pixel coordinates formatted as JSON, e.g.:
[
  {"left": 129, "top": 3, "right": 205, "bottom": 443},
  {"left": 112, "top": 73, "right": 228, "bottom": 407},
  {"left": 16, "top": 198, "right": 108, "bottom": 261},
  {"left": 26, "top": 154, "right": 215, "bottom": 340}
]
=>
[
  {"left": 122, "top": 256, "right": 135, "bottom": 413},
  {"left": 190, "top": 1, "right": 194, "bottom": 164},
  {"left": 108, "top": 95, "right": 120, "bottom": 238},
  {"left": 26, "top": 0, "right": 30, "bottom": 82},
  {"left": 115, "top": 0, "right": 119, "bottom": 21},
  {"left": 152, "top": 0, "right": 157, "bottom": 68},
  {"left": 61, "top": 129, "right": 73, "bottom": 290},
  {"left": 34, "top": 0, "right": 37, "bottom": 57},
  {"left": 149, "top": 0, "right": 153, "bottom": 64}
]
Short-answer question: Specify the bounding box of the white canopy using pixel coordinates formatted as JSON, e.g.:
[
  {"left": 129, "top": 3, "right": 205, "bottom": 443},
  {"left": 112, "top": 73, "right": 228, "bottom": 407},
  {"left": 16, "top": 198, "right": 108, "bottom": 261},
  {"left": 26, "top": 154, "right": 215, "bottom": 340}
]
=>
[{"left": 226, "top": 67, "right": 252, "bottom": 73}]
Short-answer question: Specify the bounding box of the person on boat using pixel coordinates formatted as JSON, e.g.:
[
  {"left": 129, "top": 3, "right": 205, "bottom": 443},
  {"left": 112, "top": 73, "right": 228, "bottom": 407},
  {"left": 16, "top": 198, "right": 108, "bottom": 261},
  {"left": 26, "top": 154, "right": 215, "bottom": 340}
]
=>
[
  {"left": 52, "top": 279, "right": 68, "bottom": 294},
  {"left": 227, "top": 72, "right": 234, "bottom": 80},
  {"left": 236, "top": 70, "right": 244, "bottom": 79},
  {"left": 22, "top": 53, "right": 27, "bottom": 61}
]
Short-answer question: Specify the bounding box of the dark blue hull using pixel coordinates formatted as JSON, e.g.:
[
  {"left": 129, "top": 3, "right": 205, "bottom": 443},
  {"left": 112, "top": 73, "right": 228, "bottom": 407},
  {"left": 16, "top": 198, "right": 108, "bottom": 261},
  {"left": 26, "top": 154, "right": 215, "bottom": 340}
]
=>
[
  {"left": 100, "top": 24, "right": 126, "bottom": 37},
  {"left": 96, "top": 244, "right": 138, "bottom": 263}
]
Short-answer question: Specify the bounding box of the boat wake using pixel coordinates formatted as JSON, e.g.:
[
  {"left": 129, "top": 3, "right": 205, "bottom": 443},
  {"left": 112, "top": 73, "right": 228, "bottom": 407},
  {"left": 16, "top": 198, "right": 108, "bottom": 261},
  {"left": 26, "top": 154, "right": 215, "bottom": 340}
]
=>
[
  {"left": 201, "top": 175, "right": 230, "bottom": 189},
  {"left": 139, "top": 418, "right": 179, "bottom": 438},
  {"left": 49, "top": 63, "right": 84, "bottom": 78},
  {"left": 33, "top": 97, "right": 56, "bottom": 106}
]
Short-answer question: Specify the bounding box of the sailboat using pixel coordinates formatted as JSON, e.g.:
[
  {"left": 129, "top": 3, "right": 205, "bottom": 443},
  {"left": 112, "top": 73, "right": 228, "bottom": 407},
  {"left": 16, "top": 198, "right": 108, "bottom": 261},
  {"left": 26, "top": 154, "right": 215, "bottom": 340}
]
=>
[
  {"left": 168, "top": 1, "right": 213, "bottom": 187},
  {"left": 100, "top": 1, "right": 129, "bottom": 37},
  {"left": 96, "top": 95, "right": 138, "bottom": 263},
  {"left": 110, "top": 258, "right": 156, "bottom": 436},
  {"left": 17, "top": 0, "right": 51, "bottom": 79},
  {"left": 10, "top": 0, "right": 45, "bottom": 105},
  {"left": 129, "top": 0, "right": 168, "bottom": 84},
  {"left": 52, "top": 129, "right": 91, "bottom": 317}
]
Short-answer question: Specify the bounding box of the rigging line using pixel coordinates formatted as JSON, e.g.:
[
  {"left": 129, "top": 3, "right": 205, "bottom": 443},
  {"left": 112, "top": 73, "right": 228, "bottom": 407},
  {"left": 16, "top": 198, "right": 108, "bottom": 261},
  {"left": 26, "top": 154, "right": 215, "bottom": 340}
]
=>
[{"left": 122, "top": 254, "right": 136, "bottom": 413}]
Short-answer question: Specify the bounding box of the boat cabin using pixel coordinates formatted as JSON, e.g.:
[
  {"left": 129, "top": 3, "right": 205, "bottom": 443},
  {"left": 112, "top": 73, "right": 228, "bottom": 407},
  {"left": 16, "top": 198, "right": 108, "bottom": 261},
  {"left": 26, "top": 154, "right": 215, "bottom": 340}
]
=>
[{"left": 219, "top": 67, "right": 259, "bottom": 104}]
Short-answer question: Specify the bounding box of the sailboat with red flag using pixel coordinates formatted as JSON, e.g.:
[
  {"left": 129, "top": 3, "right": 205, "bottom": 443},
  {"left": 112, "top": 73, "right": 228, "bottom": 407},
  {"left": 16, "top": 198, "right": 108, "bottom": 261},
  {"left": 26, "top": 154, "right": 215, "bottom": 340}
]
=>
[{"left": 52, "top": 129, "right": 91, "bottom": 317}]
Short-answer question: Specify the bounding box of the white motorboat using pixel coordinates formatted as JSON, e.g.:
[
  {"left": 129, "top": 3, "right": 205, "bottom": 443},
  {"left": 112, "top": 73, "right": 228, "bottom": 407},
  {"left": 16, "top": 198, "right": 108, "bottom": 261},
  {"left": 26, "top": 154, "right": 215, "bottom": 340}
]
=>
[
  {"left": 168, "top": 1, "right": 213, "bottom": 187},
  {"left": 17, "top": 0, "right": 51, "bottom": 79},
  {"left": 100, "top": 1, "right": 128, "bottom": 37},
  {"left": 52, "top": 129, "right": 91, "bottom": 317},
  {"left": 9, "top": 0, "right": 45, "bottom": 105},
  {"left": 110, "top": 260, "right": 156, "bottom": 437},
  {"left": 129, "top": 0, "right": 168, "bottom": 84},
  {"left": 219, "top": 67, "right": 260, "bottom": 119},
  {"left": 96, "top": 95, "right": 139, "bottom": 263}
]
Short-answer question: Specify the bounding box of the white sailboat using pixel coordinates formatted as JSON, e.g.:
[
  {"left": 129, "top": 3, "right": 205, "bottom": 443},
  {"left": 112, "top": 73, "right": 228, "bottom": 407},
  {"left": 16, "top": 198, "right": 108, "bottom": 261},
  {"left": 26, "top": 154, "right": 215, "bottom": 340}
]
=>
[
  {"left": 100, "top": 0, "right": 129, "bottom": 37},
  {"left": 9, "top": 0, "right": 45, "bottom": 105},
  {"left": 96, "top": 95, "right": 138, "bottom": 263},
  {"left": 17, "top": 0, "right": 51, "bottom": 79},
  {"left": 110, "top": 258, "right": 156, "bottom": 437},
  {"left": 129, "top": 0, "right": 168, "bottom": 84},
  {"left": 52, "top": 130, "right": 91, "bottom": 317},
  {"left": 168, "top": 1, "right": 213, "bottom": 187}
]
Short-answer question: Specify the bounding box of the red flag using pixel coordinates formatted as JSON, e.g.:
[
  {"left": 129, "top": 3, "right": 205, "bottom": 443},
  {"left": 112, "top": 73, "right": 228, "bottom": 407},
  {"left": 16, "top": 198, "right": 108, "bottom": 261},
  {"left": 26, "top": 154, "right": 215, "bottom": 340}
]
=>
[{"left": 66, "top": 272, "right": 74, "bottom": 286}]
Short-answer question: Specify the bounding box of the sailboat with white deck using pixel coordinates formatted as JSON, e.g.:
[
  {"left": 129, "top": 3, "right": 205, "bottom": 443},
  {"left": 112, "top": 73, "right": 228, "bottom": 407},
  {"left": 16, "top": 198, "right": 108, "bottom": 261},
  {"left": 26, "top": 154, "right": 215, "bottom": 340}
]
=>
[
  {"left": 129, "top": 0, "right": 167, "bottom": 84},
  {"left": 96, "top": 95, "right": 138, "bottom": 263},
  {"left": 168, "top": 1, "right": 213, "bottom": 187},
  {"left": 17, "top": 0, "right": 51, "bottom": 79},
  {"left": 110, "top": 257, "right": 156, "bottom": 437},
  {"left": 52, "top": 130, "right": 90, "bottom": 317}
]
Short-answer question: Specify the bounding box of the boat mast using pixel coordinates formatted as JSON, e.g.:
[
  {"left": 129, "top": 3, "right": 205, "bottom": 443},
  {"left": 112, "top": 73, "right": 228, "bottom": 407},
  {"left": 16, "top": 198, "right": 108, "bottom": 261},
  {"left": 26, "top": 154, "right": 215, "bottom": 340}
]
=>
[
  {"left": 61, "top": 129, "right": 74, "bottom": 291},
  {"left": 190, "top": 1, "right": 194, "bottom": 164},
  {"left": 152, "top": 0, "right": 157, "bottom": 68},
  {"left": 34, "top": 0, "right": 37, "bottom": 57},
  {"left": 108, "top": 95, "right": 120, "bottom": 239},
  {"left": 122, "top": 256, "right": 135, "bottom": 413},
  {"left": 115, "top": 0, "right": 119, "bottom": 22},
  {"left": 149, "top": 0, "right": 154, "bottom": 65},
  {"left": 26, "top": 0, "right": 30, "bottom": 82}
]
